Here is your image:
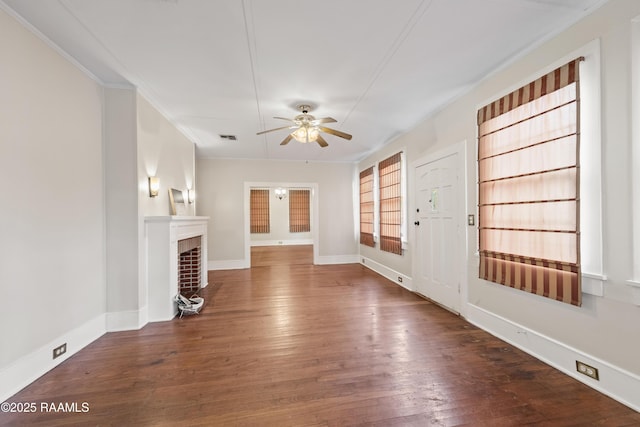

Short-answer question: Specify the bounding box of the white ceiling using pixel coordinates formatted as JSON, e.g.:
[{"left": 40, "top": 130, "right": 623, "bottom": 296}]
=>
[{"left": 2, "top": 0, "right": 605, "bottom": 162}]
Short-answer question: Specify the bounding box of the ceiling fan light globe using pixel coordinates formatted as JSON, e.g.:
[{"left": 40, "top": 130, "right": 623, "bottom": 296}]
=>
[
  {"left": 307, "top": 127, "right": 319, "bottom": 142},
  {"left": 292, "top": 125, "right": 319, "bottom": 143},
  {"left": 292, "top": 127, "right": 308, "bottom": 143}
]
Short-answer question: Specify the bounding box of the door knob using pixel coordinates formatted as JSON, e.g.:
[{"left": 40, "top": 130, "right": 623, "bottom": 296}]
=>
[{"left": 414, "top": 221, "right": 420, "bottom": 226}]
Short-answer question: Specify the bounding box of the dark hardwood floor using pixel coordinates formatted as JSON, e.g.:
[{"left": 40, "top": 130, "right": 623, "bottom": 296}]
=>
[{"left": 2, "top": 246, "right": 638, "bottom": 426}]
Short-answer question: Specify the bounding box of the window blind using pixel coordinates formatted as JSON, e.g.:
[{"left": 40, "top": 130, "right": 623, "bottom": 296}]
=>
[
  {"left": 289, "top": 189, "right": 310, "bottom": 233},
  {"left": 477, "top": 58, "right": 583, "bottom": 306},
  {"left": 379, "top": 152, "right": 402, "bottom": 255},
  {"left": 359, "top": 167, "right": 375, "bottom": 247},
  {"left": 250, "top": 189, "right": 270, "bottom": 234}
]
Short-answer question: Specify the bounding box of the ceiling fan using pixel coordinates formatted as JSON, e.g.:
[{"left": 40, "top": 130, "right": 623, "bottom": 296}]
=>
[{"left": 257, "top": 105, "right": 352, "bottom": 148}]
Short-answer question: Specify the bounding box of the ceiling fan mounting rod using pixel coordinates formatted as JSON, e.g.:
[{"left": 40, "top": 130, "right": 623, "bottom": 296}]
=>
[{"left": 297, "top": 104, "right": 312, "bottom": 114}]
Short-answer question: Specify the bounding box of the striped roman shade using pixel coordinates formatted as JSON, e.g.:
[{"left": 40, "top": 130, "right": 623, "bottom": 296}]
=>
[
  {"left": 250, "top": 189, "right": 270, "bottom": 234},
  {"left": 359, "top": 167, "right": 375, "bottom": 247},
  {"left": 289, "top": 189, "right": 311, "bottom": 233},
  {"left": 477, "top": 58, "right": 583, "bottom": 306},
  {"left": 379, "top": 152, "right": 402, "bottom": 255}
]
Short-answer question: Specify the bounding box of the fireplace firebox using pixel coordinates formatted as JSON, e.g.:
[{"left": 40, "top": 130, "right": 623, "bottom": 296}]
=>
[{"left": 145, "top": 216, "right": 209, "bottom": 321}]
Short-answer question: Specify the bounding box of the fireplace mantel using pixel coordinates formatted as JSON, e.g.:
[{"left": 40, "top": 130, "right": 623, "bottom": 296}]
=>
[{"left": 145, "top": 216, "right": 209, "bottom": 321}]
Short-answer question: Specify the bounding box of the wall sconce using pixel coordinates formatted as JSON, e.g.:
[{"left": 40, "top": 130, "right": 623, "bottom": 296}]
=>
[
  {"left": 148, "top": 176, "right": 160, "bottom": 197},
  {"left": 187, "top": 189, "right": 195, "bottom": 204},
  {"left": 274, "top": 187, "right": 287, "bottom": 200}
]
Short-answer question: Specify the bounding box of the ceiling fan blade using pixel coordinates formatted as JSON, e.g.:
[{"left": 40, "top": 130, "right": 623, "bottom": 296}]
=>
[
  {"left": 311, "top": 117, "right": 337, "bottom": 125},
  {"left": 257, "top": 125, "right": 293, "bottom": 135},
  {"left": 316, "top": 134, "right": 329, "bottom": 148},
  {"left": 273, "top": 116, "right": 294, "bottom": 122},
  {"left": 280, "top": 134, "right": 293, "bottom": 145},
  {"left": 319, "top": 126, "right": 352, "bottom": 140}
]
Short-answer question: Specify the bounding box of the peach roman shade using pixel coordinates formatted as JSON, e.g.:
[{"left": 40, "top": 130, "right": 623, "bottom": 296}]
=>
[
  {"left": 477, "top": 58, "right": 583, "bottom": 306},
  {"left": 250, "top": 189, "right": 270, "bottom": 234},
  {"left": 289, "top": 189, "right": 310, "bottom": 233},
  {"left": 359, "top": 167, "right": 375, "bottom": 247},
  {"left": 379, "top": 152, "right": 402, "bottom": 255}
]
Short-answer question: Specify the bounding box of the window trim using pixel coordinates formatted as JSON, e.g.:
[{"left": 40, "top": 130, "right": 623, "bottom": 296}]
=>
[{"left": 400, "top": 151, "right": 408, "bottom": 247}]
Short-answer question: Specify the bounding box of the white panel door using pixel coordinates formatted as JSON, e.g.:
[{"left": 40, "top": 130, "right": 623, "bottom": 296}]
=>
[{"left": 414, "top": 153, "right": 460, "bottom": 313}]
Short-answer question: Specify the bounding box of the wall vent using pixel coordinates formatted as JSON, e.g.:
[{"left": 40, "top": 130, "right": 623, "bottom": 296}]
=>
[{"left": 219, "top": 134, "right": 237, "bottom": 141}]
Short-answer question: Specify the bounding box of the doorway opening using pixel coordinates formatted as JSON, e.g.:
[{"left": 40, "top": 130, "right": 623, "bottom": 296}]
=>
[{"left": 245, "top": 182, "right": 319, "bottom": 267}]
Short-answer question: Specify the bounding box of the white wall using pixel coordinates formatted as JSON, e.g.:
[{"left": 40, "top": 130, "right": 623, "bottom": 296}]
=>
[
  {"left": 136, "top": 94, "right": 196, "bottom": 325},
  {"left": 105, "top": 88, "right": 139, "bottom": 322},
  {"left": 0, "top": 7, "right": 105, "bottom": 396},
  {"left": 0, "top": 7, "right": 197, "bottom": 399},
  {"left": 630, "top": 16, "right": 640, "bottom": 295},
  {"left": 464, "top": 0, "right": 639, "bottom": 373},
  {"left": 360, "top": 0, "right": 640, "bottom": 410},
  {"left": 197, "top": 158, "right": 357, "bottom": 268},
  {"left": 137, "top": 94, "right": 196, "bottom": 219},
  {"left": 103, "top": 89, "right": 196, "bottom": 332}
]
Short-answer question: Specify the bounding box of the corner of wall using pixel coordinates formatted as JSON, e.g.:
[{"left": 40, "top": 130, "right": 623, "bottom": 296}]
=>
[
  {"left": 0, "top": 314, "right": 106, "bottom": 402},
  {"left": 360, "top": 256, "right": 413, "bottom": 291},
  {"left": 465, "top": 303, "right": 640, "bottom": 413}
]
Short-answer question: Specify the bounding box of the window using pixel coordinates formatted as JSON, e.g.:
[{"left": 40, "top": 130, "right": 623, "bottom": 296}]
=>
[
  {"left": 289, "top": 189, "right": 310, "bottom": 233},
  {"left": 359, "top": 167, "right": 375, "bottom": 247},
  {"left": 477, "top": 58, "right": 583, "bottom": 306},
  {"left": 250, "top": 189, "right": 270, "bottom": 234},
  {"left": 379, "top": 152, "right": 402, "bottom": 255}
]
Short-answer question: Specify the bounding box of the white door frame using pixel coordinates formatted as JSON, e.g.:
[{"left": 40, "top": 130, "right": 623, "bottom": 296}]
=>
[{"left": 410, "top": 141, "right": 468, "bottom": 316}]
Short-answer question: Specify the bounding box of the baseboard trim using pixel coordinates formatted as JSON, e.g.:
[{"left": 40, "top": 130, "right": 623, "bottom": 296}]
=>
[
  {"left": 315, "top": 254, "right": 360, "bottom": 265},
  {"left": 0, "top": 314, "right": 106, "bottom": 402},
  {"left": 250, "top": 240, "right": 313, "bottom": 247},
  {"left": 106, "top": 306, "right": 148, "bottom": 332},
  {"left": 466, "top": 303, "right": 640, "bottom": 412},
  {"left": 360, "top": 256, "right": 413, "bottom": 291},
  {"left": 208, "top": 259, "right": 250, "bottom": 270}
]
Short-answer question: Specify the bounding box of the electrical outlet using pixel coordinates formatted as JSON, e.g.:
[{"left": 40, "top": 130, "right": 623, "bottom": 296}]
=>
[
  {"left": 362, "top": 258, "right": 365, "bottom": 264},
  {"left": 53, "top": 343, "right": 67, "bottom": 359},
  {"left": 576, "top": 361, "right": 599, "bottom": 380},
  {"left": 468, "top": 214, "right": 475, "bottom": 226},
  {"left": 398, "top": 276, "right": 403, "bottom": 283}
]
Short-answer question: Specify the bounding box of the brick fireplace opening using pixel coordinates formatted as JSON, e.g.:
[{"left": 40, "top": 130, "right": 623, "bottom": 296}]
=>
[{"left": 178, "top": 236, "right": 201, "bottom": 295}]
